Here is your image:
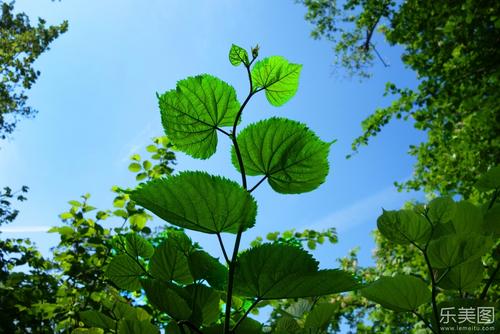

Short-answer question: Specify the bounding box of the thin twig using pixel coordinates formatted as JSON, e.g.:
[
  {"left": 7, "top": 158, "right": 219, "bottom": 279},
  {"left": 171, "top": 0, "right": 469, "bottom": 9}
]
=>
[
  {"left": 231, "top": 299, "right": 261, "bottom": 333},
  {"left": 249, "top": 175, "right": 268, "bottom": 193},
  {"left": 413, "top": 311, "right": 437, "bottom": 334},
  {"left": 216, "top": 233, "right": 230, "bottom": 264}
]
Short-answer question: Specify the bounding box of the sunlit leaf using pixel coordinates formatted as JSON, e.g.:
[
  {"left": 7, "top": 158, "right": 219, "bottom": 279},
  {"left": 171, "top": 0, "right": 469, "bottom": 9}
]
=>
[
  {"left": 229, "top": 44, "right": 249, "bottom": 66},
  {"left": 377, "top": 209, "right": 431, "bottom": 245},
  {"left": 125, "top": 233, "right": 154, "bottom": 259},
  {"left": 106, "top": 254, "right": 144, "bottom": 291}
]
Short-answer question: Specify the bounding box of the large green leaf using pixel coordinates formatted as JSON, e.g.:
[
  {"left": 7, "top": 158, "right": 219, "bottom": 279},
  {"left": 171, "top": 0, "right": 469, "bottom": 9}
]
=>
[
  {"left": 377, "top": 209, "right": 431, "bottom": 245},
  {"left": 427, "top": 233, "right": 492, "bottom": 268},
  {"left": 475, "top": 165, "right": 500, "bottom": 192},
  {"left": 158, "top": 74, "right": 240, "bottom": 159},
  {"left": 233, "top": 117, "right": 331, "bottom": 194},
  {"left": 304, "top": 303, "right": 339, "bottom": 332},
  {"left": 106, "top": 254, "right": 144, "bottom": 291},
  {"left": 427, "top": 197, "right": 456, "bottom": 224},
  {"left": 229, "top": 44, "right": 249, "bottom": 66},
  {"left": 130, "top": 171, "right": 257, "bottom": 234},
  {"left": 438, "top": 259, "right": 484, "bottom": 292},
  {"left": 484, "top": 204, "right": 500, "bottom": 236},
  {"left": 188, "top": 250, "right": 228, "bottom": 290},
  {"left": 141, "top": 279, "right": 192, "bottom": 320},
  {"left": 118, "top": 319, "right": 159, "bottom": 334},
  {"left": 125, "top": 233, "right": 154, "bottom": 259},
  {"left": 234, "top": 244, "right": 357, "bottom": 299},
  {"left": 452, "top": 201, "right": 483, "bottom": 234},
  {"left": 275, "top": 317, "right": 301, "bottom": 334},
  {"left": 361, "top": 275, "right": 431, "bottom": 312},
  {"left": 184, "top": 284, "right": 221, "bottom": 326},
  {"left": 79, "top": 311, "right": 115, "bottom": 330},
  {"left": 150, "top": 237, "right": 192, "bottom": 284},
  {"left": 251, "top": 56, "right": 302, "bottom": 106}
]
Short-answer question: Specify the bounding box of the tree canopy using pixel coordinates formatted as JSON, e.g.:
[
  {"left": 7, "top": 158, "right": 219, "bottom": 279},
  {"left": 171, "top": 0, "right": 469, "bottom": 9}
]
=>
[
  {"left": 298, "top": 0, "right": 500, "bottom": 197},
  {"left": 0, "top": 1, "right": 67, "bottom": 139}
]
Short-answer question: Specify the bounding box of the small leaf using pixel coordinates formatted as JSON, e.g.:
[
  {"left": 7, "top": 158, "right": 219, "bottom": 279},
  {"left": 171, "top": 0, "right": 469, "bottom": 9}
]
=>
[
  {"left": 159, "top": 74, "right": 240, "bottom": 159},
  {"left": 130, "top": 171, "right": 257, "bottom": 234},
  {"left": 106, "top": 254, "right": 144, "bottom": 291},
  {"left": 377, "top": 209, "right": 431, "bottom": 245},
  {"left": 125, "top": 233, "right": 154, "bottom": 258},
  {"left": 128, "top": 163, "right": 142, "bottom": 172},
  {"left": 361, "top": 275, "right": 431, "bottom": 312},
  {"left": 229, "top": 44, "right": 249, "bottom": 66},
  {"left": 251, "top": 56, "right": 302, "bottom": 106},
  {"left": 233, "top": 117, "right": 331, "bottom": 194},
  {"left": 146, "top": 145, "right": 157, "bottom": 153}
]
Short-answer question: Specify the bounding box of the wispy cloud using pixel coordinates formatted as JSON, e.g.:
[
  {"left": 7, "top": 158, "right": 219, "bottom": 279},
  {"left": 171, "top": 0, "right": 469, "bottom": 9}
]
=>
[
  {"left": 304, "top": 186, "right": 405, "bottom": 233},
  {"left": 0, "top": 225, "right": 51, "bottom": 233},
  {"left": 117, "top": 122, "right": 155, "bottom": 164}
]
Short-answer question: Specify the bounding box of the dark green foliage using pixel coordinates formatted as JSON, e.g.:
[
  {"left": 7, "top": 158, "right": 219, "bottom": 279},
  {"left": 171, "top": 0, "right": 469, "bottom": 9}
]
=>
[{"left": 0, "top": 2, "right": 67, "bottom": 139}]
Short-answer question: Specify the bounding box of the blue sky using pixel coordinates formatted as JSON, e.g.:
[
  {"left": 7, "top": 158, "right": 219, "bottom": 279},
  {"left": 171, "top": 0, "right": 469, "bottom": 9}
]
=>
[{"left": 1, "top": 0, "right": 425, "bottom": 290}]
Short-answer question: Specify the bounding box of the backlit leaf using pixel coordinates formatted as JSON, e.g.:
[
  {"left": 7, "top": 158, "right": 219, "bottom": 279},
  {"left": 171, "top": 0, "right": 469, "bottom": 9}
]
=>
[
  {"left": 377, "top": 209, "right": 431, "bottom": 245},
  {"left": 233, "top": 117, "right": 331, "bottom": 194},
  {"left": 158, "top": 75, "right": 240, "bottom": 159},
  {"left": 427, "top": 233, "right": 492, "bottom": 268},
  {"left": 251, "top": 56, "right": 302, "bottom": 106},
  {"left": 106, "top": 254, "right": 144, "bottom": 291},
  {"left": 361, "top": 275, "right": 431, "bottom": 312},
  {"left": 125, "top": 233, "right": 154, "bottom": 259},
  {"left": 150, "top": 237, "right": 192, "bottom": 284},
  {"left": 130, "top": 171, "right": 257, "bottom": 234},
  {"left": 229, "top": 44, "right": 249, "bottom": 66}
]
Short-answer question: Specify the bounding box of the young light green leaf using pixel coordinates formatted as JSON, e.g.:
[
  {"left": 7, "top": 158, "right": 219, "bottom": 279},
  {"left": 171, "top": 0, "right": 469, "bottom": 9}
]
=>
[
  {"left": 125, "top": 233, "right": 154, "bottom": 259},
  {"left": 79, "top": 311, "right": 115, "bottom": 330},
  {"left": 361, "top": 275, "right": 431, "bottom": 312},
  {"left": 118, "top": 319, "right": 159, "bottom": 334},
  {"left": 377, "top": 209, "right": 431, "bottom": 245},
  {"left": 427, "top": 233, "right": 492, "bottom": 268},
  {"left": 229, "top": 44, "right": 249, "bottom": 66},
  {"left": 475, "top": 165, "right": 500, "bottom": 192},
  {"left": 233, "top": 117, "right": 331, "bottom": 194},
  {"left": 251, "top": 56, "right": 302, "bottom": 106},
  {"left": 150, "top": 238, "right": 193, "bottom": 284},
  {"left": 234, "top": 244, "right": 357, "bottom": 299},
  {"left": 130, "top": 171, "right": 257, "bottom": 234},
  {"left": 438, "top": 259, "right": 484, "bottom": 292},
  {"left": 158, "top": 74, "right": 240, "bottom": 159},
  {"left": 128, "top": 163, "right": 142, "bottom": 173},
  {"left": 106, "top": 254, "right": 144, "bottom": 291},
  {"left": 427, "top": 197, "right": 456, "bottom": 224},
  {"left": 141, "top": 279, "right": 192, "bottom": 320}
]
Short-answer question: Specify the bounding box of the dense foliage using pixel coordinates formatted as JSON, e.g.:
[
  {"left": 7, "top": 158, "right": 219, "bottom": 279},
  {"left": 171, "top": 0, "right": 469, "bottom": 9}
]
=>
[
  {"left": 0, "top": 1, "right": 67, "bottom": 139},
  {"left": 298, "top": 0, "right": 500, "bottom": 197}
]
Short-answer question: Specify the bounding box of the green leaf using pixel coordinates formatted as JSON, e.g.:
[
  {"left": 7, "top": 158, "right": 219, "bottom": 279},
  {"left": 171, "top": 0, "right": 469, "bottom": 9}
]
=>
[
  {"left": 112, "top": 301, "right": 151, "bottom": 321},
  {"left": 475, "top": 166, "right": 500, "bottom": 192},
  {"left": 158, "top": 74, "right": 240, "bottom": 159},
  {"left": 150, "top": 237, "right": 193, "bottom": 284},
  {"left": 452, "top": 201, "right": 483, "bottom": 234},
  {"left": 484, "top": 204, "right": 500, "bottom": 236},
  {"left": 377, "top": 209, "right": 431, "bottom": 245},
  {"left": 130, "top": 171, "right": 257, "bottom": 234},
  {"left": 188, "top": 250, "right": 228, "bottom": 290},
  {"left": 361, "top": 275, "right": 431, "bottom": 312},
  {"left": 141, "top": 279, "right": 192, "bottom": 320},
  {"left": 79, "top": 311, "right": 115, "bottom": 330},
  {"left": 275, "top": 317, "right": 301, "bottom": 334},
  {"left": 125, "top": 233, "right": 154, "bottom": 258},
  {"left": 438, "top": 259, "right": 484, "bottom": 292},
  {"left": 146, "top": 145, "right": 157, "bottom": 153},
  {"left": 185, "top": 284, "right": 221, "bottom": 326},
  {"left": 234, "top": 244, "right": 357, "bottom": 299},
  {"left": 118, "top": 319, "right": 159, "bottom": 334},
  {"left": 204, "top": 318, "right": 263, "bottom": 334},
  {"left": 427, "top": 197, "right": 456, "bottom": 224},
  {"left": 251, "top": 56, "right": 302, "bottom": 106},
  {"left": 233, "top": 117, "right": 331, "bottom": 194},
  {"left": 106, "top": 254, "right": 144, "bottom": 291},
  {"left": 71, "top": 329, "right": 103, "bottom": 334},
  {"left": 229, "top": 44, "right": 249, "bottom": 66},
  {"left": 128, "top": 163, "right": 142, "bottom": 173},
  {"left": 304, "top": 303, "right": 339, "bottom": 332},
  {"left": 427, "top": 233, "right": 492, "bottom": 268}
]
